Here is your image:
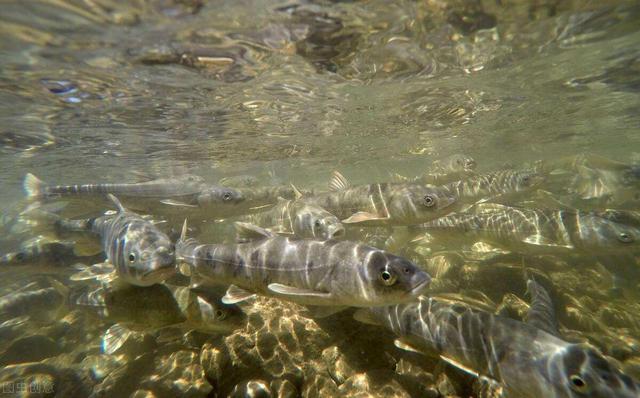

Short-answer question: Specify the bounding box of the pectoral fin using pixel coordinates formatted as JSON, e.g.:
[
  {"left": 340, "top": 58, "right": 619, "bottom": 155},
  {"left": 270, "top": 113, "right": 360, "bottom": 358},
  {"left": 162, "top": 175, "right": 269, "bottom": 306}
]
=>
[
  {"left": 234, "top": 222, "right": 274, "bottom": 242},
  {"left": 160, "top": 199, "right": 198, "bottom": 208},
  {"left": 102, "top": 323, "right": 135, "bottom": 355},
  {"left": 70, "top": 262, "right": 115, "bottom": 282},
  {"left": 394, "top": 338, "right": 423, "bottom": 354},
  {"left": 439, "top": 355, "right": 480, "bottom": 378},
  {"left": 267, "top": 283, "right": 332, "bottom": 298},
  {"left": 342, "top": 212, "right": 388, "bottom": 224},
  {"left": 222, "top": 285, "right": 256, "bottom": 304}
]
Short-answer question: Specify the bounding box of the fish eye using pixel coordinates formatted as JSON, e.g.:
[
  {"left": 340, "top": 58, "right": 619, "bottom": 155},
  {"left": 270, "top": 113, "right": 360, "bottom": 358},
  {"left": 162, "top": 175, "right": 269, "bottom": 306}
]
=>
[
  {"left": 222, "top": 192, "right": 233, "bottom": 201},
  {"left": 379, "top": 270, "right": 397, "bottom": 286},
  {"left": 423, "top": 195, "right": 436, "bottom": 207},
  {"left": 15, "top": 252, "right": 26, "bottom": 261},
  {"left": 128, "top": 253, "right": 136, "bottom": 263},
  {"left": 456, "top": 159, "right": 462, "bottom": 165},
  {"left": 215, "top": 309, "right": 226, "bottom": 319},
  {"left": 618, "top": 232, "right": 634, "bottom": 243},
  {"left": 314, "top": 220, "right": 322, "bottom": 228},
  {"left": 403, "top": 266, "right": 411, "bottom": 274},
  {"left": 569, "top": 375, "right": 588, "bottom": 393}
]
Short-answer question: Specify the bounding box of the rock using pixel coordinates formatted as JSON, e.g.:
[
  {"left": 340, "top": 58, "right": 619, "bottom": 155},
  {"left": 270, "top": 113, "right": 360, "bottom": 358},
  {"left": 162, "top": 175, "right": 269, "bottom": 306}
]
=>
[
  {"left": 143, "top": 350, "right": 212, "bottom": 397},
  {"left": 0, "top": 335, "right": 60, "bottom": 366},
  {"left": 230, "top": 379, "right": 272, "bottom": 398},
  {"left": 200, "top": 342, "right": 230, "bottom": 384},
  {"left": 436, "top": 372, "right": 459, "bottom": 397},
  {"left": 301, "top": 373, "right": 340, "bottom": 398},
  {"left": 394, "top": 358, "right": 435, "bottom": 396},
  {"left": 321, "top": 346, "right": 355, "bottom": 385},
  {"left": 270, "top": 378, "right": 298, "bottom": 398},
  {"left": 338, "top": 370, "right": 411, "bottom": 398}
]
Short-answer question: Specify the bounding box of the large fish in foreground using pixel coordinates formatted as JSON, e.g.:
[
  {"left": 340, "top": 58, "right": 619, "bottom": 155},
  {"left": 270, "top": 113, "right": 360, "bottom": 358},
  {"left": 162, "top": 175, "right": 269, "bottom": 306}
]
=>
[
  {"left": 238, "top": 197, "right": 344, "bottom": 240},
  {"left": 54, "top": 195, "right": 176, "bottom": 286},
  {"left": 176, "top": 221, "right": 431, "bottom": 309},
  {"left": 356, "top": 282, "right": 640, "bottom": 398},
  {"left": 410, "top": 203, "right": 640, "bottom": 254},
  {"left": 302, "top": 171, "right": 457, "bottom": 226}
]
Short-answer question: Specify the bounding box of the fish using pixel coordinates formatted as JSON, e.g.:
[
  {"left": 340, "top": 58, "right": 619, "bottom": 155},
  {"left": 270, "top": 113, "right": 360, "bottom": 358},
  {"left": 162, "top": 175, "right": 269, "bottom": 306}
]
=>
[
  {"left": 176, "top": 220, "right": 431, "bottom": 310},
  {"left": 24, "top": 172, "right": 206, "bottom": 201},
  {"left": 238, "top": 197, "right": 344, "bottom": 240},
  {"left": 392, "top": 154, "right": 478, "bottom": 185},
  {"left": 443, "top": 168, "right": 545, "bottom": 207},
  {"left": 302, "top": 171, "right": 457, "bottom": 226},
  {"left": 433, "top": 153, "right": 477, "bottom": 173},
  {"left": 410, "top": 203, "right": 640, "bottom": 255},
  {"left": 54, "top": 194, "right": 176, "bottom": 286},
  {"left": 355, "top": 286, "right": 640, "bottom": 398},
  {"left": 74, "top": 282, "right": 245, "bottom": 354},
  {"left": 536, "top": 154, "right": 640, "bottom": 208}
]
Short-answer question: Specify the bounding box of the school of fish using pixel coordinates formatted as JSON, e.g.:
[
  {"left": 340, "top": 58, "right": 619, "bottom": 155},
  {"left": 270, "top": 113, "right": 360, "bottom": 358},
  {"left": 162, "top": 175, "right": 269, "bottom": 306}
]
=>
[{"left": 1, "top": 152, "right": 640, "bottom": 397}]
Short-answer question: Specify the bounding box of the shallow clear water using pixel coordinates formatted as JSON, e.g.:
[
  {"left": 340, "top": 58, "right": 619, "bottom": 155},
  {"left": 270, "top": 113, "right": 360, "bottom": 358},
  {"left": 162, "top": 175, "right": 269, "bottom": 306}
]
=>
[{"left": 1, "top": 0, "right": 640, "bottom": 397}]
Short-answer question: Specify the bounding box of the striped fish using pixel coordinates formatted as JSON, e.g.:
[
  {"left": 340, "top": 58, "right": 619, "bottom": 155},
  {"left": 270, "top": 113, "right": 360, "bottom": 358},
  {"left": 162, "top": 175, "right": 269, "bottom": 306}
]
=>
[
  {"left": 410, "top": 203, "right": 640, "bottom": 254},
  {"left": 356, "top": 289, "right": 640, "bottom": 397},
  {"left": 57, "top": 195, "right": 176, "bottom": 286},
  {"left": 239, "top": 197, "right": 344, "bottom": 239},
  {"left": 302, "top": 171, "right": 457, "bottom": 226},
  {"left": 24, "top": 173, "right": 206, "bottom": 200},
  {"left": 443, "top": 168, "right": 544, "bottom": 206},
  {"left": 176, "top": 220, "right": 431, "bottom": 308}
]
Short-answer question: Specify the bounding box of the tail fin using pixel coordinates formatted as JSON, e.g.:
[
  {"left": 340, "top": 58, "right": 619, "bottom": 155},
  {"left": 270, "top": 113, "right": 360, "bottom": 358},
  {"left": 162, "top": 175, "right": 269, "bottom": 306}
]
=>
[{"left": 23, "top": 173, "right": 45, "bottom": 198}]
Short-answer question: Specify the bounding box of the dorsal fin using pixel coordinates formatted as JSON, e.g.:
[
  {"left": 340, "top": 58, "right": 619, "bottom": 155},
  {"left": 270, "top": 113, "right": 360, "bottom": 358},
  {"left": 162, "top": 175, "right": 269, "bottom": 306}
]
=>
[
  {"left": 329, "top": 171, "right": 350, "bottom": 191},
  {"left": 234, "top": 222, "right": 274, "bottom": 242},
  {"left": 525, "top": 278, "right": 559, "bottom": 336},
  {"left": 107, "top": 194, "right": 126, "bottom": 213}
]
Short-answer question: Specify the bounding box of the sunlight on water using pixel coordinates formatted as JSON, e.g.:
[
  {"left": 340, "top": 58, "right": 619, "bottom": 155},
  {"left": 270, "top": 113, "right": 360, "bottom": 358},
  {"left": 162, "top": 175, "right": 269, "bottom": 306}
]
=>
[{"left": 1, "top": 0, "right": 640, "bottom": 396}]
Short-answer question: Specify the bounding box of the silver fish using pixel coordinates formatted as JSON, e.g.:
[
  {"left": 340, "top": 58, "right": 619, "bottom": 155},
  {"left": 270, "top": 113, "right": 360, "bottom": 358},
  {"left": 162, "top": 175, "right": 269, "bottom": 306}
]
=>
[
  {"left": 24, "top": 172, "right": 206, "bottom": 200},
  {"left": 303, "top": 171, "right": 457, "bottom": 226},
  {"left": 356, "top": 292, "right": 640, "bottom": 397},
  {"left": 443, "top": 168, "right": 545, "bottom": 207},
  {"left": 56, "top": 195, "right": 176, "bottom": 286},
  {"left": 411, "top": 203, "right": 640, "bottom": 255},
  {"left": 239, "top": 197, "right": 344, "bottom": 239},
  {"left": 176, "top": 221, "right": 431, "bottom": 308}
]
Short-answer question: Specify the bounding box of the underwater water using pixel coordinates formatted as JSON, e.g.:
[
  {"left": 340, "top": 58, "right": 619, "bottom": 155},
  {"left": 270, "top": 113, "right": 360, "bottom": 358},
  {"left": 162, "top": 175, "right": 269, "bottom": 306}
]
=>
[{"left": 1, "top": 0, "right": 640, "bottom": 396}]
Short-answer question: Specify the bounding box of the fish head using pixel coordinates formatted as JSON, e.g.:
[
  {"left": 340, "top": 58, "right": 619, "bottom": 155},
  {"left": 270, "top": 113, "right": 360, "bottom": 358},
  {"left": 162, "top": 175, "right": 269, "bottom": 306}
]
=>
[
  {"left": 448, "top": 154, "right": 477, "bottom": 172},
  {"left": 585, "top": 217, "right": 640, "bottom": 252},
  {"left": 394, "top": 184, "right": 457, "bottom": 222},
  {"left": 294, "top": 202, "right": 345, "bottom": 239},
  {"left": 199, "top": 186, "right": 245, "bottom": 205},
  {"left": 541, "top": 344, "right": 640, "bottom": 398},
  {"left": 511, "top": 169, "right": 545, "bottom": 191},
  {"left": 123, "top": 232, "right": 176, "bottom": 286},
  {"left": 360, "top": 250, "right": 431, "bottom": 304},
  {"left": 188, "top": 289, "right": 246, "bottom": 331}
]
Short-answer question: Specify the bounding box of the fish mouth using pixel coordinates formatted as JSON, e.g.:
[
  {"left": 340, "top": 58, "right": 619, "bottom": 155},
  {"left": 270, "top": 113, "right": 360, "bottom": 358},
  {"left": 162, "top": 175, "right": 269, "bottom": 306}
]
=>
[
  {"left": 141, "top": 264, "right": 177, "bottom": 282},
  {"left": 410, "top": 274, "right": 431, "bottom": 295},
  {"left": 328, "top": 225, "right": 345, "bottom": 239}
]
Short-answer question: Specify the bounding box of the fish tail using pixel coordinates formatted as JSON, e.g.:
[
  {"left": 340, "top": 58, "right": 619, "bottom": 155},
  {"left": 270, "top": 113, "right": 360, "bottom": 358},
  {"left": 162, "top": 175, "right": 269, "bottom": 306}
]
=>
[{"left": 23, "top": 173, "right": 45, "bottom": 198}]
